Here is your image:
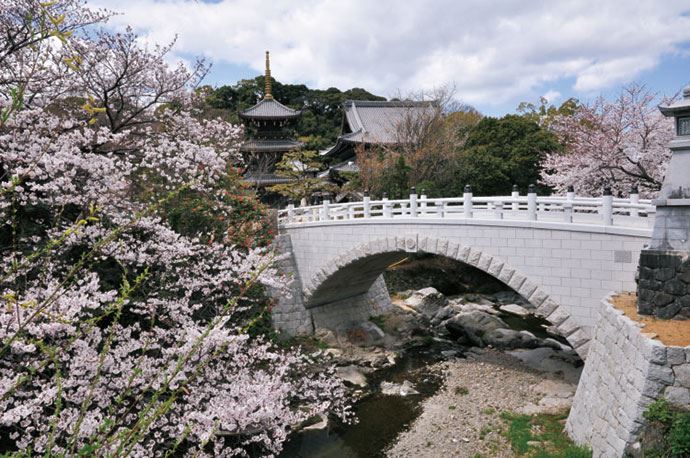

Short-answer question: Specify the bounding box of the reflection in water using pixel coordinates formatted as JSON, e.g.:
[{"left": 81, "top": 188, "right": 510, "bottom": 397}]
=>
[{"left": 280, "top": 348, "right": 445, "bottom": 458}]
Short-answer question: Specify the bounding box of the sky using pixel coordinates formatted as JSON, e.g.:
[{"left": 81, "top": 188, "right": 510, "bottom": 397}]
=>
[{"left": 90, "top": 0, "right": 690, "bottom": 116}]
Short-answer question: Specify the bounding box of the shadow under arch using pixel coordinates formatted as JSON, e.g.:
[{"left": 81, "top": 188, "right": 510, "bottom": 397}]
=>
[{"left": 302, "top": 235, "right": 592, "bottom": 359}]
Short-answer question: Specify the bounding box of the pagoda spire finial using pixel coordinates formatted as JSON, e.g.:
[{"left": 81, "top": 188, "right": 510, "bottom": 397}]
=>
[{"left": 264, "top": 50, "right": 273, "bottom": 100}]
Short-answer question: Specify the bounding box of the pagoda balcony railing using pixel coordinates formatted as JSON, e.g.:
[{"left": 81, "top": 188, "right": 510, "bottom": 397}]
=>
[{"left": 277, "top": 190, "right": 656, "bottom": 232}]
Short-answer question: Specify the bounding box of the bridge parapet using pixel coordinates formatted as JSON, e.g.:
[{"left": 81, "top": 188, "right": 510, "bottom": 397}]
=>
[{"left": 278, "top": 191, "right": 655, "bottom": 230}]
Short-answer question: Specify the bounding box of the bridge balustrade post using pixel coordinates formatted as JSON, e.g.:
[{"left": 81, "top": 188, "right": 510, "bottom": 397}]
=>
[
  {"left": 286, "top": 200, "right": 295, "bottom": 223},
  {"left": 363, "top": 191, "right": 371, "bottom": 219},
  {"left": 409, "top": 187, "right": 418, "bottom": 218},
  {"left": 463, "top": 185, "right": 473, "bottom": 219},
  {"left": 420, "top": 190, "right": 427, "bottom": 217},
  {"left": 347, "top": 204, "right": 355, "bottom": 220},
  {"left": 563, "top": 202, "right": 573, "bottom": 223},
  {"left": 494, "top": 201, "right": 504, "bottom": 220},
  {"left": 630, "top": 185, "right": 639, "bottom": 218},
  {"left": 566, "top": 185, "right": 575, "bottom": 202},
  {"left": 437, "top": 200, "right": 444, "bottom": 218},
  {"left": 527, "top": 184, "right": 537, "bottom": 221},
  {"left": 321, "top": 197, "right": 331, "bottom": 221},
  {"left": 382, "top": 192, "right": 392, "bottom": 218},
  {"left": 511, "top": 184, "right": 519, "bottom": 211},
  {"left": 601, "top": 187, "right": 613, "bottom": 225}
]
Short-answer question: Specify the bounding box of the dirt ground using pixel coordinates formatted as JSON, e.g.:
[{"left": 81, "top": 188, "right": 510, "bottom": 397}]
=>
[{"left": 613, "top": 293, "right": 690, "bottom": 347}]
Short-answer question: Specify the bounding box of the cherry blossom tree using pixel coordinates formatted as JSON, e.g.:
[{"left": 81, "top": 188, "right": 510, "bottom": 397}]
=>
[
  {"left": 540, "top": 83, "right": 674, "bottom": 198},
  {"left": 0, "top": 2, "right": 351, "bottom": 456}
]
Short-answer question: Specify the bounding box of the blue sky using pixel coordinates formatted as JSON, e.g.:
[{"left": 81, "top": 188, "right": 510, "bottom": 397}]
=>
[{"left": 93, "top": 0, "right": 690, "bottom": 117}]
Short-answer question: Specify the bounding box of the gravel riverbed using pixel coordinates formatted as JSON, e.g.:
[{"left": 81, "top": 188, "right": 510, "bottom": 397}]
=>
[{"left": 387, "top": 348, "right": 581, "bottom": 457}]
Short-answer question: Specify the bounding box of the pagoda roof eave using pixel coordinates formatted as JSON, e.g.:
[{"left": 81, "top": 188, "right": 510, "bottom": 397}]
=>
[{"left": 239, "top": 97, "right": 303, "bottom": 120}]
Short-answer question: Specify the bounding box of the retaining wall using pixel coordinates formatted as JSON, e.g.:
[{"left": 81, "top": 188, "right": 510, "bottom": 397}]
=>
[{"left": 566, "top": 295, "right": 690, "bottom": 457}]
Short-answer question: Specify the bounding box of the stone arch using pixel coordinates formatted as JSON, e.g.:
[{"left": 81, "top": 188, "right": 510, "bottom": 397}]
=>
[{"left": 302, "top": 235, "right": 592, "bottom": 359}]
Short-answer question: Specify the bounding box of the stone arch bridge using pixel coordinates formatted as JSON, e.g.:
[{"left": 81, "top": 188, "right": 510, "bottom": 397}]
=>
[{"left": 271, "top": 192, "right": 655, "bottom": 359}]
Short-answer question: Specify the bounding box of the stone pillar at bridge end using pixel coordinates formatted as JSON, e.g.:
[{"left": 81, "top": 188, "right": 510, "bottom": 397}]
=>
[{"left": 637, "top": 85, "right": 690, "bottom": 319}]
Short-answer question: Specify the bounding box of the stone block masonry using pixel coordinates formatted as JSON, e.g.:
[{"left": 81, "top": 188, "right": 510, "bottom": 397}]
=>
[
  {"left": 269, "top": 234, "right": 392, "bottom": 335},
  {"left": 566, "top": 295, "right": 690, "bottom": 457},
  {"left": 637, "top": 250, "right": 690, "bottom": 319}
]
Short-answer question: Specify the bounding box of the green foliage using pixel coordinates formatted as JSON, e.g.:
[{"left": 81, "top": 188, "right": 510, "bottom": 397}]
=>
[
  {"left": 516, "top": 96, "right": 580, "bottom": 126},
  {"left": 368, "top": 314, "right": 386, "bottom": 329},
  {"left": 644, "top": 398, "right": 674, "bottom": 424},
  {"left": 455, "top": 386, "right": 469, "bottom": 396},
  {"left": 161, "top": 169, "right": 275, "bottom": 248},
  {"left": 501, "top": 411, "right": 592, "bottom": 457},
  {"left": 379, "top": 155, "right": 411, "bottom": 198},
  {"left": 268, "top": 150, "right": 337, "bottom": 202},
  {"left": 451, "top": 115, "right": 561, "bottom": 196},
  {"left": 642, "top": 398, "right": 690, "bottom": 457}
]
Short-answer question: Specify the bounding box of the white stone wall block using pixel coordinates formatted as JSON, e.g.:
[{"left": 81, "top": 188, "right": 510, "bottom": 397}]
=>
[
  {"left": 466, "top": 248, "right": 482, "bottom": 266},
  {"left": 446, "top": 242, "right": 460, "bottom": 259},
  {"left": 457, "top": 245, "right": 471, "bottom": 262},
  {"left": 487, "top": 258, "right": 505, "bottom": 277},
  {"left": 527, "top": 288, "right": 548, "bottom": 307},
  {"left": 567, "top": 328, "right": 590, "bottom": 349},
  {"left": 556, "top": 316, "right": 581, "bottom": 337},
  {"left": 518, "top": 280, "right": 538, "bottom": 299},
  {"left": 674, "top": 363, "right": 690, "bottom": 386},
  {"left": 436, "top": 239, "right": 449, "bottom": 256},
  {"left": 546, "top": 306, "right": 570, "bottom": 326},
  {"left": 507, "top": 272, "right": 527, "bottom": 292},
  {"left": 477, "top": 252, "right": 493, "bottom": 271},
  {"left": 642, "top": 338, "right": 668, "bottom": 366},
  {"left": 497, "top": 265, "right": 516, "bottom": 284},
  {"left": 536, "top": 298, "right": 559, "bottom": 317}
]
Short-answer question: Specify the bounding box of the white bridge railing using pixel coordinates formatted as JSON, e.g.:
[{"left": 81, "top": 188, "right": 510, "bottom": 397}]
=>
[{"left": 278, "top": 188, "right": 656, "bottom": 229}]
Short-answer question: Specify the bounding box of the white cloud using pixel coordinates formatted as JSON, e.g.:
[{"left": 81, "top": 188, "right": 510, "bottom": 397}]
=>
[
  {"left": 543, "top": 90, "right": 561, "bottom": 103},
  {"left": 90, "top": 0, "right": 690, "bottom": 106}
]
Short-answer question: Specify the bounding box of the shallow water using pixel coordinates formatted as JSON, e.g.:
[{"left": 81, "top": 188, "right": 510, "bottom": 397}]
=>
[
  {"left": 279, "top": 345, "right": 448, "bottom": 458},
  {"left": 280, "top": 302, "right": 576, "bottom": 457}
]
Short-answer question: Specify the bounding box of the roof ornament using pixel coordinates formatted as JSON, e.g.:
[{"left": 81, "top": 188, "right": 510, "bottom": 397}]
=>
[{"left": 264, "top": 50, "right": 273, "bottom": 100}]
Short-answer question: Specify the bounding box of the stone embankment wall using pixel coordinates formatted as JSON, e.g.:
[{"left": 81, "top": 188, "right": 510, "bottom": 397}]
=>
[
  {"left": 637, "top": 250, "right": 690, "bottom": 319},
  {"left": 566, "top": 295, "right": 690, "bottom": 457}
]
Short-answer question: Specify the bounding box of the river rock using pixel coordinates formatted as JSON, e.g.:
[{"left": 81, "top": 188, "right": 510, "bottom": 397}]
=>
[
  {"left": 484, "top": 328, "right": 541, "bottom": 349},
  {"left": 499, "top": 303, "right": 530, "bottom": 317},
  {"left": 381, "top": 380, "right": 419, "bottom": 396},
  {"left": 336, "top": 365, "right": 368, "bottom": 387},
  {"left": 459, "top": 302, "right": 500, "bottom": 315},
  {"left": 431, "top": 304, "right": 462, "bottom": 324},
  {"left": 405, "top": 287, "right": 448, "bottom": 317},
  {"left": 302, "top": 413, "right": 329, "bottom": 430},
  {"left": 315, "top": 327, "right": 339, "bottom": 347},
  {"left": 492, "top": 290, "right": 524, "bottom": 304},
  {"left": 345, "top": 321, "right": 385, "bottom": 347},
  {"left": 445, "top": 311, "right": 508, "bottom": 346}
]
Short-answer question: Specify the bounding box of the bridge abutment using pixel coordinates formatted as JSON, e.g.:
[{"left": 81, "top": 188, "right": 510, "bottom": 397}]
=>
[{"left": 271, "top": 234, "right": 393, "bottom": 336}]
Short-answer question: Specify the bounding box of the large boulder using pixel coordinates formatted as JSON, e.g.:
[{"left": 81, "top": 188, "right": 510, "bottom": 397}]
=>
[
  {"left": 404, "top": 287, "right": 448, "bottom": 318},
  {"left": 484, "top": 329, "right": 542, "bottom": 349},
  {"left": 431, "top": 303, "right": 463, "bottom": 325},
  {"left": 335, "top": 365, "right": 367, "bottom": 387},
  {"left": 345, "top": 321, "right": 385, "bottom": 347},
  {"left": 444, "top": 311, "right": 508, "bottom": 346}
]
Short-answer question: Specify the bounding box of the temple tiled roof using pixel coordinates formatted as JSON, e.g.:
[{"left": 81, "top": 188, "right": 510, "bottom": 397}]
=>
[
  {"left": 242, "top": 172, "right": 294, "bottom": 186},
  {"left": 239, "top": 98, "right": 302, "bottom": 120},
  {"left": 325, "top": 100, "right": 438, "bottom": 158},
  {"left": 343, "top": 100, "right": 438, "bottom": 144},
  {"left": 240, "top": 139, "right": 303, "bottom": 153}
]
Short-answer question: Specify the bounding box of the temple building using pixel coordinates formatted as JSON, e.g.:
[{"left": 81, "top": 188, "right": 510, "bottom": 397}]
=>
[
  {"left": 239, "top": 51, "right": 303, "bottom": 189},
  {"left": 323, "top": 100, "right": 439, "bottom": 169}
]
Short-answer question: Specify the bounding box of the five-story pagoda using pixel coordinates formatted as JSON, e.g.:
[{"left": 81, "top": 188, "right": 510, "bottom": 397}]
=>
[{"left": 239, "top": 51, "right": 303, "bottom": 192}]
